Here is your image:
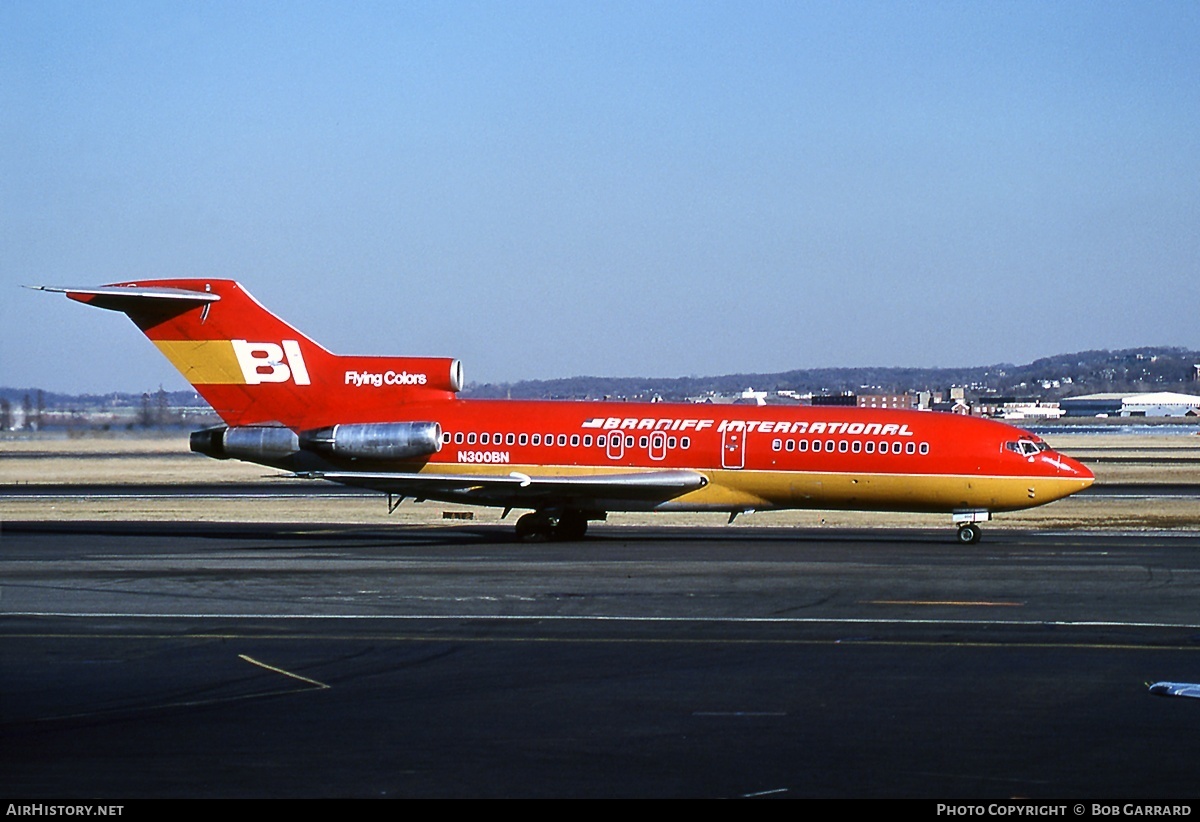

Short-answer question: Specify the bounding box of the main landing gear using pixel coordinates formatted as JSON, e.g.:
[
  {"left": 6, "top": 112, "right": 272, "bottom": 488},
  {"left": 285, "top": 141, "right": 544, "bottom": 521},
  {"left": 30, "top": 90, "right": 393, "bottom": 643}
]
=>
[{"left": 514, "top": 510, "right": 590, "bottom": 542}]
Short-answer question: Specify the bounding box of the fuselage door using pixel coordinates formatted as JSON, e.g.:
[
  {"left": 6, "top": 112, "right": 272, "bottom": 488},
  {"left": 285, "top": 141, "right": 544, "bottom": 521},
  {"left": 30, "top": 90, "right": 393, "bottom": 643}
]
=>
[
  {"left": 606, "top": 430, "right": 625, "bottom": 460},
  {"left": 649, "top": 431, "right": 667, "bottom": 461},
  {"left": 722, "top": 428, "right": 746, "bottom": 469}
]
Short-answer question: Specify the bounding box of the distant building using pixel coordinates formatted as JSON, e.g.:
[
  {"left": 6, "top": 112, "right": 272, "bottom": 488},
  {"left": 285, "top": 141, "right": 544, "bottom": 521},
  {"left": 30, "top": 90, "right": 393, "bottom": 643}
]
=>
[
  {"left": 972, "top": 399, "right": 1005, "bottom": 417},
  {"left": 857, "top": 393, "right": 912, "bottom": 409},
  {"left": 915, "top": 390, "right": 945, "bottom": 410},
  {"left": 811, "top": 394, "right": 857, "bottom": 407},
  {"left": 1060, "top": 392, "right": 1200, "bottom": 417},
  {"left": 1120, "top": 392, "right": 1200, "bottom": 417},
  {"left": 1058, "top": 393, "right": 1124, "bottom": 417},
  {"left": 999, "top": 402, "right": 1064, "bottom": 420},
  {"left": 689, "top": 388, "right": 800, "bottom": 406}
]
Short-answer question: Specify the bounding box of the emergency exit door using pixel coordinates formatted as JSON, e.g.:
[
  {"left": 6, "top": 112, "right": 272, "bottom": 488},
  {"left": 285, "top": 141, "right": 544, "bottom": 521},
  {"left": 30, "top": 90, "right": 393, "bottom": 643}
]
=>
[{"left": 722, "top": 428, "right": 746, "bottom": 469}]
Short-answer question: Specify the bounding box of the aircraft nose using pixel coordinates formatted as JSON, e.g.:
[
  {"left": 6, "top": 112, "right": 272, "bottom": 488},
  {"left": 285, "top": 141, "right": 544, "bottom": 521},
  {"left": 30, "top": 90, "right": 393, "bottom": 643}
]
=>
[{"left": 1056, "top": 452, "right": 1094, "bottom": 486}]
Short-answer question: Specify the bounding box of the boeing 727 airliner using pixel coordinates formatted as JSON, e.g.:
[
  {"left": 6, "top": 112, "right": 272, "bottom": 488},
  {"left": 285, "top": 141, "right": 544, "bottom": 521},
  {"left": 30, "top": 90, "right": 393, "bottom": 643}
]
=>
[{"left": 36, "top": 280, "right": 1094, "bottom": 542}]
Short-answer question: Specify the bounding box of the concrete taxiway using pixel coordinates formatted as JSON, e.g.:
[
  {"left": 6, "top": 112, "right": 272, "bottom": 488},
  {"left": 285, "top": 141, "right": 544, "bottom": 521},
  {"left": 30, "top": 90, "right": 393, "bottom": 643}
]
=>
[{"left": 4, "top": 521, "right": 1200, "bottom": 798}]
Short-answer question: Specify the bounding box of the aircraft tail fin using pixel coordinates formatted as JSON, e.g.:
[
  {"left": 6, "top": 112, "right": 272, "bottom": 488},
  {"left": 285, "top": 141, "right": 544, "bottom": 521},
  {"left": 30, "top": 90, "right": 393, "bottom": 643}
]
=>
[{"left": 35, "top": 280, "right": 462, "bottom": 429}]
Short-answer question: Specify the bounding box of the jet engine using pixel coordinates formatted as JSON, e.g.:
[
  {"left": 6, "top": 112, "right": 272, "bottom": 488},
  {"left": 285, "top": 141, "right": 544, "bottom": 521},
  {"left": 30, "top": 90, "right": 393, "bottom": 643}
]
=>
[
  {"left": 192, "top": 421, "right": 442, "bottom": 463},
  {"left": 298, "top": 421, "right": 442, "bottom": 460},
  {"left": 190, "top": 425, "right": 300, "bottom": 460}
]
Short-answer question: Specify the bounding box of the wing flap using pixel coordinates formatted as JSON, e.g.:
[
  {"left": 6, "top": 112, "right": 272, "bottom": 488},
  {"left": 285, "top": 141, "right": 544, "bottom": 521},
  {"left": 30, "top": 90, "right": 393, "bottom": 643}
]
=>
[{"left": 299, "top": 468, "right": 708, "bottom": 505}]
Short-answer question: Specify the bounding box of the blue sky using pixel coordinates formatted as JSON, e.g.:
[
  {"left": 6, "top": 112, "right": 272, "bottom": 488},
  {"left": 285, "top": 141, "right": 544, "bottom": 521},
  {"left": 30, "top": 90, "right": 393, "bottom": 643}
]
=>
[{"left": 3, "top": 1, "right": 1198, "bottom": 393}]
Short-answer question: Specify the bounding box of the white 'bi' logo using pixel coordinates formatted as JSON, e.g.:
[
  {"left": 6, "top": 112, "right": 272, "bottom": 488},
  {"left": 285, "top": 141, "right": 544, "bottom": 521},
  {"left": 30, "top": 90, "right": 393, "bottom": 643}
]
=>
[{"left": 231, "top": 339, "right": 311, "bottom": 385}]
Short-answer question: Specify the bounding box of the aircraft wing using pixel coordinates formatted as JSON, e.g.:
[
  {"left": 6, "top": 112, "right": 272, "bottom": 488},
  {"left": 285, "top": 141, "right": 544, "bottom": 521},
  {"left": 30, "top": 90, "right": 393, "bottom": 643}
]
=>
[{"left": 300, "top": 468, "right": 708, "bottom": 507}]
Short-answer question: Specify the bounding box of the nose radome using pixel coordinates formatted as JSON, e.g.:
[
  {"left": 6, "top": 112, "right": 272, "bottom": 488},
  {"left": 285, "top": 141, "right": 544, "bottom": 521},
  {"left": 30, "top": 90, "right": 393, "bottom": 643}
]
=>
[{"left": 1059, "top": 453, "right": 1095, "bottom": 485}]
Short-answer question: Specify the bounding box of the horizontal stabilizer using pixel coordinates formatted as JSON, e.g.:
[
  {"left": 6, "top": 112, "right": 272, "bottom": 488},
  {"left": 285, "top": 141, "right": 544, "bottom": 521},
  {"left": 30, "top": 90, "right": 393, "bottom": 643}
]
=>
[{"left": 28, "top": 284, "right": 219, "bottom": 312}]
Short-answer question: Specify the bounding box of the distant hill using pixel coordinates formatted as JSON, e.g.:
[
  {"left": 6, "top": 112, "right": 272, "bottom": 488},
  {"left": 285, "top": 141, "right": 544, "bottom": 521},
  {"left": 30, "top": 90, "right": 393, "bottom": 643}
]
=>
[
  {"left": 462, "top": 347, "right": 1200, "bottom": 401},
  {"left": 5, "top": 347, "right": 1199, "bottom": 410}
]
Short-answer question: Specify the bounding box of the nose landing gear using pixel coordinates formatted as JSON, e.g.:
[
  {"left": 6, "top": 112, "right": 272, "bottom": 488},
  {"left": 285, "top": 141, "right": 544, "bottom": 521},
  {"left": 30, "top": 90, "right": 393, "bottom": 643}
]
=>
[
  {"left": 956, "top": 522, "right": 982, "bottom": 544},
  {"left": 952, "top": 510, "right": 990, "bottom": 545}
]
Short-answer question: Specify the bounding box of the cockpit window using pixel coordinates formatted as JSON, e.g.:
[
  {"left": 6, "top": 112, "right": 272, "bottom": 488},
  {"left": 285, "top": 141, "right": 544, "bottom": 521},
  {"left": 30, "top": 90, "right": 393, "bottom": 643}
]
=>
[{"left": 1005, "top": 439, "right": 1050, "bottom": 456}]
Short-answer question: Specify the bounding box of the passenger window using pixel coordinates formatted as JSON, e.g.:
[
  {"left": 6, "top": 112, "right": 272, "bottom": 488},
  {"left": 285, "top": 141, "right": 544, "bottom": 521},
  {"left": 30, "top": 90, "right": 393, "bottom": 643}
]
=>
[
  {"left": 919, "top": 442, "right": 929, "bottom": 455},
  {"left": 838, "top": 440, "right": 848, "bottom": 453},
  {"left": 906, "top": 442, "right": 916, "bottom": 454},
  {"left": 506, "top": 433, "right": 515, "bottom": 445},
  {"left": 851, "top": 441, "right": 861, "bottom": 453},
  {"left": 571, "top": 435, "right": 580, "bottom": 446},
  {"left": 519, "top": 433, "right": 528, "bottom": 445},
  {"left": 468, "top": 433, "right": 477, "bottom": 444},
  {"left": 481, "top": 433, "right": 490, "bottom": 445},
  {"left": 812, "top": 440, "right": 821, "bottom": 453},
  {"left": 584, "top": 435, "right": 592, "bottom": 447},
  {"left": 532, "top": 434, "right": 540, "bottom": 445},
  {"left": 865, "top": 441, "right": 874, "bottom": 454},
  {"left": 680, "top": 437, "right": 690, "bottom": 449},
  {"left": 443, "top": 432, "right": 451, "bottom": 444},
  {"left": 773, "top": 439, "right": 782, "bottom": 451},
  {"left": 558, "top": 434, "right": 567, "bottom": 446},
  {"left": 455, "top": 432, "right": 464, "bottom": 444},
  {"left": 798, "top": 440, "right": 808, "bottom": 452}
]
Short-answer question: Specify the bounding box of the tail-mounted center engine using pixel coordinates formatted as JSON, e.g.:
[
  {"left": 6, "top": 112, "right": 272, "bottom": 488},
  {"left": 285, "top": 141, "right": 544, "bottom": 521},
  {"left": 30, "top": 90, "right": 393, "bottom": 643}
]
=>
[{"left": 192, "top": 421, "right": 442, "bottom": 462}]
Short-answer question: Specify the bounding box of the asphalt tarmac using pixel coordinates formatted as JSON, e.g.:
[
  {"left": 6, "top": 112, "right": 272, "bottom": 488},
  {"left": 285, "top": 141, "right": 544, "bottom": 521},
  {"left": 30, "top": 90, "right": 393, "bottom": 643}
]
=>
[{"left": 4, "top": 520, "right": 1200, "bottom": 798}]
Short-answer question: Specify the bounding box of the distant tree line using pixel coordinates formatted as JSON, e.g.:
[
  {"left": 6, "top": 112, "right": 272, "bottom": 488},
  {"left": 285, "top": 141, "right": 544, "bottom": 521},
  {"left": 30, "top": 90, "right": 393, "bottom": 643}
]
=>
[
  {"left": 463, "top": 347, "right": 1200, "bottom": 401},
  {"left": 4, "top": 347, "right": 1199, "bottom": 415}
]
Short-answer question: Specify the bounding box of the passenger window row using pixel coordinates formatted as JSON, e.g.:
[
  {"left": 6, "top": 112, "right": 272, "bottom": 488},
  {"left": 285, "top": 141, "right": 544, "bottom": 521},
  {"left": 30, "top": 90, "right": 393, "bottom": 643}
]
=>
[
  {"left": 443, "top": 431, "right": 693, "bottom": 449},
  {"left": 771, "top": 438, "right": 929, "bottom": 456}
]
